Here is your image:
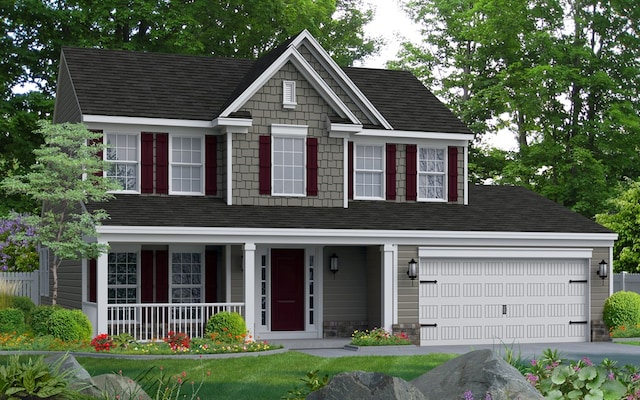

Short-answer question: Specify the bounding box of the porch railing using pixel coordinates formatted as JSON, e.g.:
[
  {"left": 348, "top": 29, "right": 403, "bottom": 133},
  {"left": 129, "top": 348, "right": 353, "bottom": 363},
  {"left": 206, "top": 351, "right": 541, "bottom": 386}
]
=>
[{"left": 106, "top": 302, "right": 245, "bottom": 342}]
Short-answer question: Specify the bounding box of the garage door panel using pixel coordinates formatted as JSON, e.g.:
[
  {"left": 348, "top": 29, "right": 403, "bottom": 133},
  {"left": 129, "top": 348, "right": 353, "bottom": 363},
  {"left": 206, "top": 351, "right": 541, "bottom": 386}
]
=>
[{"left": 420, "top": 258, "right": 589, "bottom": 346}]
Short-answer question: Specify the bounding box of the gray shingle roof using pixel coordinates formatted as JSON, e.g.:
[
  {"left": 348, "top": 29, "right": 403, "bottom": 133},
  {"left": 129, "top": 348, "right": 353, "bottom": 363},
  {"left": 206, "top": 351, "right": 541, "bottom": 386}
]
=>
[
  {"left": 88, "top": 185, "right": 611, "bottom": 234},
  {"left": 61, "top": 43, "right": 471, "bottom": 134}
]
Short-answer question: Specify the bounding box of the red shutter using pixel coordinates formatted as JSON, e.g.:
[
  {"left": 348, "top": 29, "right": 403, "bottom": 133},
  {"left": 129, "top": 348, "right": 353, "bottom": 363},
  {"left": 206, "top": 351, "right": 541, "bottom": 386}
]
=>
[
  {"left": 88, "top": 259, "right": 97, "bottom": 303},
  {"left": 205, "top": 249, "right": 217, "bottom": 303},
  {"left": 306, "top": 137, "right": 318, "bottom": 196},
  {"left": 448, "top": 146, "right": 459, "bottom": 202},
  {"left": 141, "top": 250, "right": 154, "bottom": 303},
  {"left": 155, "top": 250, "right": 169, "bottom": 303},
  {"left": 348, "top": 141, "right": 354, "bottom": 200},
  {"left": 259, "top": 136, "right": 271, "bottom": 195},
  {"left": 205, "top": 135, "right": 218, "bottom": 196},
  {"left": 89, "top": 131, "right": 103, "bottom": 178},
  {"left": 406, "top": 145, "right": 417, "bottom": 201},
  {"left": 386, "top": 144, "right": 397, "bottom": 201},
  {"left": 141, "top": 133, "right": 154, "bottom": 193},
  {"left": 156, "top": 133, "right": 169, "bottom": 194}
]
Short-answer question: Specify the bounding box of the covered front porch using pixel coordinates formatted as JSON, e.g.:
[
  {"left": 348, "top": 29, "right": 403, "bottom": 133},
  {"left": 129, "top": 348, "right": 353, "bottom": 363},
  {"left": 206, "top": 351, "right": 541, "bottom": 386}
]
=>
[{"left": 82, "top": 230, "right": 399, "bottom": 342}]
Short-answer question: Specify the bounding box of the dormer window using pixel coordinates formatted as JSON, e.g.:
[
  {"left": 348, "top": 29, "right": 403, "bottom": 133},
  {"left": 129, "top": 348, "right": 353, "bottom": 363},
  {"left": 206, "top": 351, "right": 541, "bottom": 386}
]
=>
[{"left": 283, "top": 80, "right": 296, "bottom": 109}]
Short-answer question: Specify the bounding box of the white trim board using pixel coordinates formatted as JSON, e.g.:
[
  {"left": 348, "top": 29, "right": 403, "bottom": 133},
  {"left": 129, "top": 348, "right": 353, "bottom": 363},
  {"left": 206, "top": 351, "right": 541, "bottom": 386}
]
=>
[{"left": 419, "top": 247, "right": 594, "bottom": 259}]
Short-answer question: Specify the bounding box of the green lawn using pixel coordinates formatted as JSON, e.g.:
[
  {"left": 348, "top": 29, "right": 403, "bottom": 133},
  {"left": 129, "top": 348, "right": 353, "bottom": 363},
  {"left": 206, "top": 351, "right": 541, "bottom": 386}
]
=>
[{"left": 73, "top": 351, "right": 457, "bottom": 400}]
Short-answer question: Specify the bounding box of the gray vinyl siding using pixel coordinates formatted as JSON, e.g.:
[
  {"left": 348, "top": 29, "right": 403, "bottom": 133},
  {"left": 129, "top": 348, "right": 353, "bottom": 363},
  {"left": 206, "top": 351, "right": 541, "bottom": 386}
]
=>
[
  {"left": 591, "top": 247, "right": 611, "bottom": 322},
  {"left": 397, "top": 245, "right": 419, "bottom": 324},
  {"left": 40, "top": 258, "right": 82, "bottom": 309},
  {"left": 53, "top": 55, "right": 82, "bottom": 124},
  {"left": 233, "top": 62, "right": 344, "bottom": 207},
  {"left": 323, "top": 246, "right": 367, "bottom": 321}
]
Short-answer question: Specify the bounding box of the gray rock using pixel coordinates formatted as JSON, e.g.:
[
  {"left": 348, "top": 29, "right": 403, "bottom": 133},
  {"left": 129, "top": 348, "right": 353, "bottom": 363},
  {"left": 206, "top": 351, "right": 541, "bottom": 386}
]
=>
[
  {"left": 44, "top": 353, "right": 91, "bottom": 381},
  {"left": 307, "top": 371, "right": 426, "bottom": 400},
  {"left": 85, "top": 373, "right": 152, "bottom": 400},
  {"left": 411, "top": 349, "right": 544, "bottom": 400}
]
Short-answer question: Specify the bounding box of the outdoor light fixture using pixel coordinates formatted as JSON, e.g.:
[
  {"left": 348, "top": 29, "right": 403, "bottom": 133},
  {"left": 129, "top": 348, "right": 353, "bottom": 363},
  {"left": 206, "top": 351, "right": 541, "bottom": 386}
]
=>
[
  {"left": 407, "top": 259, "right": 418, "bottom": 281},
  {"left": 330, "top": 254, "right": 339, "bottom": 276},
  {"left": 596, "top": 259, "right": 608, "bottom": 281}
]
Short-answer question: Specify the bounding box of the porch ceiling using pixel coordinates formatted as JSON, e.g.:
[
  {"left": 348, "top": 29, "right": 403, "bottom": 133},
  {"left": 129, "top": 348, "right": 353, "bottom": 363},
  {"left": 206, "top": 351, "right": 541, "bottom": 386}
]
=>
[{"left": 86, "top": 185, "right": 611, "bottom": 234}]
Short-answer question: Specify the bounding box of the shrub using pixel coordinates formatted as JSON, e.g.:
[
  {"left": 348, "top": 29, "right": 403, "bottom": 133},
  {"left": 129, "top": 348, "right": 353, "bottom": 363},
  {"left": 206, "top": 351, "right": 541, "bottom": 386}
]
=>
[
  {"left": 0, "top": 355, "right": 72, "bottom": 399},
  {"left": 164, "top": 331, "right": 190, "bottom": 352},
  {"left": 351, "top": 328, "right": 413, "bottom": 346},
  {"left": 91, "top": 333, "right": 113, "bottom": 352},
  {"left": 0, "top": 308, "right": 25, "bottom": 333},
  {"left": 10, "top": 296, "right": 35, "bottom": 322},
  {"left": 47, "top": 308, "right": 92, "bottom": 342},
  {"left": 205, "top": 311, "right": 247, "bottom": 343},
  {"left": 603, "top": 291, "right": 640, "bottom": 329},
  {"left": 30, "top": 305, "right": 61, "bottom": 336}
]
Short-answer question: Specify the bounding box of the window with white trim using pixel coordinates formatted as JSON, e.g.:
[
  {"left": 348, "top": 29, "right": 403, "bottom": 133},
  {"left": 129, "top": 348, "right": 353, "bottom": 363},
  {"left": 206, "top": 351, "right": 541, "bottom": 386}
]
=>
[
  {"left": 107, "top": 252, "right": 138, "bottom": 304},
  {"left": 105, "top": 133, "right": 138, "bottom": 192},
  {"left": 355, "top": 144, "right": 384, "bottom": 199},
  {"left": 418, "top": 147, "right": 446, "bottom": 200},
  {"left": 171, "top": 136, "right": 203, "bottom": 194},
  {"left": 283, "top": 80, "right": 296, "bottom": 108},
  {"left": 272, "top": 136, "right": 305, "bottom": 196},
  {"left": 171, "top": 252, "right": 202, "bottom": 303}
]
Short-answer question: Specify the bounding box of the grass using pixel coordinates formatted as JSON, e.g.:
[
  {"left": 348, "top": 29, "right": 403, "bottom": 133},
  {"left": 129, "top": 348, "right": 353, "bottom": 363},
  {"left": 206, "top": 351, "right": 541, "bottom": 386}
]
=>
[{"left": 67, "top": 352, "right": 457, "bottom": 400}]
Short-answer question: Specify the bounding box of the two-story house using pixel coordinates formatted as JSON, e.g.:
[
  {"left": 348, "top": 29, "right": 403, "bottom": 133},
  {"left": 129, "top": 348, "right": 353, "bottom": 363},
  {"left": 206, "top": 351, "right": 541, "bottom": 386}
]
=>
[{"left": 50, "top": 30, "right": 616, "bottom": 346}]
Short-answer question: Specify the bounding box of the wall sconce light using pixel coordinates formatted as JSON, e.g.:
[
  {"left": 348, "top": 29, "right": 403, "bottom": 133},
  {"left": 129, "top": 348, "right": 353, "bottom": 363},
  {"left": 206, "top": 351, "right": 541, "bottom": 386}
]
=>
[
  {"left": 407, "top": 259, "right": 418, "bottom": 281},
  {"left": 596, "top": 259, "right": 608, "bottom": 281},
  {"left": 330, "top": 254, "right": 339, "bottom": 277}
]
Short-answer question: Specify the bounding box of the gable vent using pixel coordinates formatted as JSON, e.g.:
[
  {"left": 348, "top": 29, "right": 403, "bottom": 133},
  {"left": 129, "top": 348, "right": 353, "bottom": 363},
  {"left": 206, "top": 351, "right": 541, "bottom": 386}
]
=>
[{"left": 283, "top": 80, "right": 296, "bottom": 109}]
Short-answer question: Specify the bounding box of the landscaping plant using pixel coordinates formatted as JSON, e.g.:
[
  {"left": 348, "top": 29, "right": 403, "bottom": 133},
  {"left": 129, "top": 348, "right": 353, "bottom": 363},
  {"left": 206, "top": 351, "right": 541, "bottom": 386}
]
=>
[
  {"left": 603, "top": 291, "right": 640, "bottom": 329},
  {"left": 0, "top": 354, "right": 73, "bottom": 399},
  {"left": 351, "top": 328, "right": 412, "bottom": 346},
  {"left": 0, "top": 280, "right": 19, "bottom": 310},
  {"left": 0, "top": 308, "right": 25, "bottom": 334},
  {"left": 0, "top": 214, "right": 38, "bottom": 273},
  {"left": 205, "top": 311, "right": 247, "bottom": 344}
]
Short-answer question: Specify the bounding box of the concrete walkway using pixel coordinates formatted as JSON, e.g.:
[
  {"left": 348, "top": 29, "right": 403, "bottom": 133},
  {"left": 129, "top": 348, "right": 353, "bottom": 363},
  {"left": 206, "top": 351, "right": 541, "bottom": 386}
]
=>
[{"left": 273, "top": 338, "right": 640, "bottom": 366}]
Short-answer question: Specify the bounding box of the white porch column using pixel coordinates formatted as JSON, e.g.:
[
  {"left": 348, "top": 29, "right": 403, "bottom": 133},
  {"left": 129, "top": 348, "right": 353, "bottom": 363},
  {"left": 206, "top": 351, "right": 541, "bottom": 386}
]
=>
[
  {"left": 95, "top": 248, "right": 109, "bottom": 336},
  {"left": 243, "top": 243, "right": 256, "bottom": 335},
  {"left": 382, "top": 244, "right": 396, "bottom": 332}
]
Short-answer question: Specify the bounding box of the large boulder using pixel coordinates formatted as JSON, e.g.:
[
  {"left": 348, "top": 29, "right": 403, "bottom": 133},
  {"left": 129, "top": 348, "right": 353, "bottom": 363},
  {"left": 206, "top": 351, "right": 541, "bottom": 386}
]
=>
[
  {"left": 44, "top": 353, "right": 91, "bottom": 381},
  {"left": 307, "top": 371, "right": 425, "bottom": 400},
  {"left": 85, "top": 373, "right": 152, "bottom": 400},
  {"left": 411, "top": 349, "right": 544, "bottom": 400}
]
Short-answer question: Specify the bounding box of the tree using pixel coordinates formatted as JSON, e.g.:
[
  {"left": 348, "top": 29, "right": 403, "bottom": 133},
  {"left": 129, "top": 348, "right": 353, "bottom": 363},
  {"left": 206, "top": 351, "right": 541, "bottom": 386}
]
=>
[
  {"left": 596, "top": 180, "right": 640, "bottom": 272},
  {"left": 394, "top": 0, "right": 640, "bottom": 218},
  {"left": 1, "top": 121, "right": 119, "bottom": 304}
]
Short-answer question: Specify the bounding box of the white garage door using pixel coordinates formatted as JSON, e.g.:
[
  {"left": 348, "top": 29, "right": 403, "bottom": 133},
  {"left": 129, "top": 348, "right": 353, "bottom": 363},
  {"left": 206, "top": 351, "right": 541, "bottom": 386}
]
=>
[{"left": 419, "top": 256, "right": 589, "bottom": 346}]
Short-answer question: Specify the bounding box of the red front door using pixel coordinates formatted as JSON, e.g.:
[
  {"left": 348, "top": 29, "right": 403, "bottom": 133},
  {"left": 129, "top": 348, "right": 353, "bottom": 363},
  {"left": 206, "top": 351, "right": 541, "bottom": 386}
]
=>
[{"left": 271, "top": 249, "right": 305, "bottom": 331}]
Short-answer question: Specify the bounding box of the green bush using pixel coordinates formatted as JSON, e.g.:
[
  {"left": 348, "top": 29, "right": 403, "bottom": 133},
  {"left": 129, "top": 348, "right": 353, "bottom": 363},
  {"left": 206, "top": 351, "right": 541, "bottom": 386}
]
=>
[
  {"left": 10, "top": 296, "right": 35, "bottom": 322},
  {"left": 0, "top": 308, "right": 25, "bottom": 333},
  {"left": 205, "top": 311, "right": 247, "bottom": 343},
  {"left": 0, "top": 355, "right": 72, "bottom": 399},
  {"left": 603, "top": 291, "right": 640, "bottom": 329},
  {"left": 30, "top": 305, "right": 61, "bottom": 336},
  {"left": 47, "top": 309, "right": 92, "bottom": 342}
]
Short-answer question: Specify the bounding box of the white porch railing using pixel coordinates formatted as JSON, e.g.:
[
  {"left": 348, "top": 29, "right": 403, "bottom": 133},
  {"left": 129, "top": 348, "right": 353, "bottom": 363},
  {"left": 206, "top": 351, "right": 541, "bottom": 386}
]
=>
[
  {"left": 0, "top": 271, "right": 40, "bottom": 305},
  {"left": 107, "top": 302, "right": 245, "bottom": 342}
]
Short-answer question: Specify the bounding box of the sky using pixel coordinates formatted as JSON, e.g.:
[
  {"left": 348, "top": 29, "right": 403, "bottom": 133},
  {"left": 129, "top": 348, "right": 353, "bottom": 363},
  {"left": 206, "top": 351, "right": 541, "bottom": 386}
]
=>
[{"left": 359, "top": 1, "right": 519, "bottom": 151}]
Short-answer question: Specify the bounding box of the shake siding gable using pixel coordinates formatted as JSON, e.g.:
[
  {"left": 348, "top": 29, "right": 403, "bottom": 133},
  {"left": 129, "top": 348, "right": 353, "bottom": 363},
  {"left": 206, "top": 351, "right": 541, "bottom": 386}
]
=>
[
  {"left": 156, "top": 133, "right": 168, "bottom": 194},
  {"left": 141, "top": 133, "right": 154, "bottom": 193},
  {"left": 205, "top": 135, "right": 217, "bottom": 196},
  {"left": 386, "top": 144, "right": 397, "bottom": 200},
  {"left": 406, "top": 145, "right": 417, "bottom": 201},
  {"left": 448, "top": 146, "right": 458, "bottom": 202}
]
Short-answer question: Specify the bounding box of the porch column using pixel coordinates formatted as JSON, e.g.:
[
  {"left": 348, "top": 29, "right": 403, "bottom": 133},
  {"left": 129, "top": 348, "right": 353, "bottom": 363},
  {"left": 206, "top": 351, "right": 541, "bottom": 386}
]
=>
[
  {"left": 243, "top": 243, "right": 256, "bottom": 335},
  {"left": 382, "top": 244, "right": 396, "bottom": 332},
  {"left": 95, "top": 248, "right": 109, "bottom": 336}
]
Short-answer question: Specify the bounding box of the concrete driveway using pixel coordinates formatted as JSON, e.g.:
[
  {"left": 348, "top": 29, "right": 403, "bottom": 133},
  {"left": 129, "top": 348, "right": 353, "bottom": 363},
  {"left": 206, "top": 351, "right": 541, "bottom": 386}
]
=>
[{"left": 276, "top": 338, "right": 640, "bottom": 366}]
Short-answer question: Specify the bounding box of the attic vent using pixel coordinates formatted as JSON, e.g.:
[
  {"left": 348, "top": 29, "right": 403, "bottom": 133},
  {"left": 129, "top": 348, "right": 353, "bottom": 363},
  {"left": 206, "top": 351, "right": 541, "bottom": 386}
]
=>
[{"left": 283, "top": 80, "right": 296, "bottom": 109}]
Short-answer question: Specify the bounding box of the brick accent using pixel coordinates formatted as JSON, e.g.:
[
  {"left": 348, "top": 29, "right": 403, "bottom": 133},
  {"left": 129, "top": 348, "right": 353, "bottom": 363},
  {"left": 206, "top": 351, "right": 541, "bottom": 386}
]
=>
[
  {"left": 392, "top": 323, "right": 420, "bottom": 346},
  {"left": 591, "top": 320, "right": 612, "bottom": 342},
  {"left": 323, "top": 320, "right": 368, "bottom": 338}
]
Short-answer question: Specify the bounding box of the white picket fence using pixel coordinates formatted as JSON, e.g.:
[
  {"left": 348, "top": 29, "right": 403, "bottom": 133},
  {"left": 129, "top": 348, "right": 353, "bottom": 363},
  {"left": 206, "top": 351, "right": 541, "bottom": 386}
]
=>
[
  {"left": 0, "top": 271, "right": 40, "bottom": 305},
  {"left": 613, "top": 272, "right": 640, "bottom": 293}
]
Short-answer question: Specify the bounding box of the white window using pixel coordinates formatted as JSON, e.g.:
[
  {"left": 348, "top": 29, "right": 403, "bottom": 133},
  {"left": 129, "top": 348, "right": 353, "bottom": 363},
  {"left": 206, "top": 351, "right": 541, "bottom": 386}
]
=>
[
  {"left": 418, "top": 147, "right": 446, "bottom": 200},
  {"left": 106, "top": 133, "right": 138, "bottom": 192},
  {"left": 171, "top": 252, "right": 202, "bottom": 303},
  {"left": 171, "top": 136, "right": 203, "bottom": 194},
  {"left": 355, "top": 144, "right": 384, "bottom": 199},
  {"left": 107, "top": 252, "right": 138, "bottom": 304},
  {"left": 272, "top": 136, "right": 305, "bottom": 196},
  {"left": 283, "top": 80, "right": 296, "bottom": 108}
]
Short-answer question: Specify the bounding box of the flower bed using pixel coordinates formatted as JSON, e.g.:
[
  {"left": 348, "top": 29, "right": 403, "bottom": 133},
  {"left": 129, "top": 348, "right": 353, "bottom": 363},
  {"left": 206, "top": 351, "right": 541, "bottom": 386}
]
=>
[{"left": 350, "top": 328, "right": 412, "bottom": 346}]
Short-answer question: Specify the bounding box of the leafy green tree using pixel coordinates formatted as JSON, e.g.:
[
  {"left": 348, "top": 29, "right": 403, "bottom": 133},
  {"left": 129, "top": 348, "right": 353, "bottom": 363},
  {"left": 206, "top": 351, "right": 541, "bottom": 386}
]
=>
[
  {"left": 596, "top": 180, "right": 640, "bottom": 272},
  {"left": 395, "top": 0, "right": 640, "bottom": 218},
  {"left": 1, "top": 121, "right": 119, "bottom": 304}
]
